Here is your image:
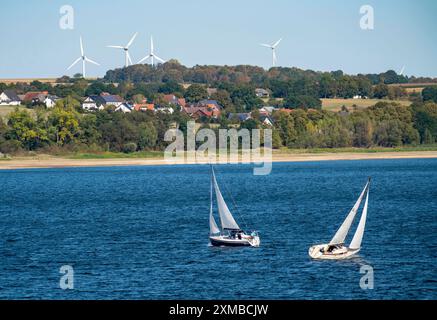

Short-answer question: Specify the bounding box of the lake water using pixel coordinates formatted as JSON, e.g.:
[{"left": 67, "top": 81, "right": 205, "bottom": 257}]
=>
[{"left": 0, "top": 159, "right": 436, "bottom": 299}]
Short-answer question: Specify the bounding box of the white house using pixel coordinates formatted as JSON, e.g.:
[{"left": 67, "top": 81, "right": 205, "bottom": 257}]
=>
[
  {"left": 44, "top": 95, "right": 60, "bottom": 108},
  {"left": 259, "top": 106, "right": 276, "bottom": 114},
  {"left": 155, "top": 106, "right": 174, "bottom": 114},
  {"left": 0, "top": 90, "right": 21, "bottom": 106},
  {"left": 260, "top": 115, "right": 274, "bottom": 126},
  {"left": 82, "top": 96, "right": 105, "bottom": 111},
  {"left": 115, "top": 103, "right": 133, "bottom": 113},
  {"left": 255, "top": 88, "right": 270, "bottom": 98}
]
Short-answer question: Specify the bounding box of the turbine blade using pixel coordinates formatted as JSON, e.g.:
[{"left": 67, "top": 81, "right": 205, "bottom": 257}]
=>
[
  {"left": 272, "top": 38, "right": 282, "bottom": 48},
  {"left": 107, "top": 45, "right": 124, "bottom": 49},
  {"left": 260, "top": 43, "right": 272, "bottom": 48},
  {"left": 85, "top": 57, "right": 100, "bottom": 66},
  {"left": 138, "top": 54, "right": 152, "bottom": 64},
  {"left": 126, "top": 32, "right": 138, "bottom": 48},
  {"left": 67, "top": 57, "right": 82, "bottom": 70},
  {"left": 154, "top": 54, "right": 165, "bottom": 63},
  {"left": 399, "top": 66, "right": 405, "bottom": 75},
  {"left": 80, "top": 36, "right": 84, "bottom": 56},
  {"left": 150, "top": 36, "right": 154, "bottom": 53}
]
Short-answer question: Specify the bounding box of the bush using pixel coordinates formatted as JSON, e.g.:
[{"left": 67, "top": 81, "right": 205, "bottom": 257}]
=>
[
  {"left": 0, "top": 140, "right": 22, "bottom": 154},
  {"left": 122, "top": 142, "right": 137, "bottom": 153}
]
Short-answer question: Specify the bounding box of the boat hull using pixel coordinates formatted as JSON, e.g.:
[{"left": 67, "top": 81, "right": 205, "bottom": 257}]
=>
[
  {"left": 210, "top": 236, "right": 260, "bottom": 247},
  {"left": 308, "top": 244, "right": 360, "bottom": 260}
]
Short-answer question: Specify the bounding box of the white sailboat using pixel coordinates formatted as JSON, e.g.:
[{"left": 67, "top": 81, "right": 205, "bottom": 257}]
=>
[
  {"left": 309, "top": 178, "right": 371, "bottom": 260},
  {"left": 209, "top": 167, "right": 260, "bottom": 247}
]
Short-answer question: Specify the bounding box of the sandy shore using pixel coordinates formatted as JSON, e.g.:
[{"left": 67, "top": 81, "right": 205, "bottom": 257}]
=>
[{"left": 0, "top": 151, "right": 436, "bottom": 170}]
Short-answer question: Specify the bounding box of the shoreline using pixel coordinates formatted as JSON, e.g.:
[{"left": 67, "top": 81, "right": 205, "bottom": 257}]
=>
[{"left": 1, "top": 151, "right": 437, "bottom": 170}]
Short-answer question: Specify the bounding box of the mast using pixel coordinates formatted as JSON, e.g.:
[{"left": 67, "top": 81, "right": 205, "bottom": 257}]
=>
[
  {"left": 209, "top": 167, "right": 220, "bottom": 235},
  {"left": 349, "top": 179, "right": 370, "bottom": 249}
]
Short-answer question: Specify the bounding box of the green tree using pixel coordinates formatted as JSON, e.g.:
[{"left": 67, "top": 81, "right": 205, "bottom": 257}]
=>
[
  {"left": 184, "top": 84, "right": 208, "bottom": 102},
  {"left": 138, "top": 122, "right": 158, "bottom": 150},
  {"left": 6, "top": 108, "right": 48, "bottom": 150},
  {"left": 48, "top": 107, "right": 80, "bottom": 145},
  {"left": 422, "top": 86, "right": 437, "bottom": 103}
]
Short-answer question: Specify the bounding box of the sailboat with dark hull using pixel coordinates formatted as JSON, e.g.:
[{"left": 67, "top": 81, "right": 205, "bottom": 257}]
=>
[
  {"left": 309, "top": 178, "right": 371, "bottom": 260},
  {"left": 209, "top": 167, "right": 260, "bottom": 247}
]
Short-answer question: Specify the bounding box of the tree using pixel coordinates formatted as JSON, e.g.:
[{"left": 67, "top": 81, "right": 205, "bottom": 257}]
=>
[
  {"left": 284, "top": 95, "right": 322, "bottom": 109},
  {"left": 138, "top": 122, "right": 158, "bottom": 150},
  {"left": 373, "top": 83, "right": 389, "bottom": 99},
  {"left": 6, "top": 108, "right": 48, "bottom": 150},
  {"left": 422, "top": 86, "right": 437, "bottom": 103},
  {"left": 412, "top": 102, "right": 437, "bottom": 143},
  {"left": 48, "top": 107, "right": 80, "bottom": 145},
  {"left": 184, "top": 84, "right": 208, "bottom": 102}
]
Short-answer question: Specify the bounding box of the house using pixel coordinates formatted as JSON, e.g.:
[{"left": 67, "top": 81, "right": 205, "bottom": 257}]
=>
[
  {"left": 115, "top": 103, "right": 133, "bottom": 113},
  {"left": 198, "top": 99, "right": 221, "bottom": 110},
  {"left": 0, "top": 90, "right": 21, "bottom": 105},
  {"left": 82, "top": 96, "right": 106, "bottom": 111},
  {"left": 260, "top": 115, "right": 274, "bottom": 126},
  {"left": 22, "top": 91, "right": 49, "bottom": 104},
  {"left": 353, "top": 95, "right": 367, "bottom": 99},
  {"left": 227, "top": 113, "right": 252, "bottom": 122},
  {"left": 133, "top": 102, "right": 155, "bottom": 112},
  {"left": 44, "top": 95, "right": 60, "bottom": 108},
  {"left": 155, "top": 106, "right": 174, "bottom": 114},
  {"left": 183, "top": 104, "right": 221, "bottom": 119},
  {"left": 163, "top": 94, "right": 186, "bottom": 108},
  {"left": 255, "top": 88, "right": 270, "bottom": 98},
  {"left": 82, "top": 93, "right": 125, "bottom": 111},
  {"left": 259, "top": 106, "right": 276, "bottom": 115},
  {"left": 100, "top": 93, "right": 124, "bottom": 107}
]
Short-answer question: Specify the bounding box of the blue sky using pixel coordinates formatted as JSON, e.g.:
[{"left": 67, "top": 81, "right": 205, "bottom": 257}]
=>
[{"left": 1, "top": 0, "right": 436, "bottom": 78}]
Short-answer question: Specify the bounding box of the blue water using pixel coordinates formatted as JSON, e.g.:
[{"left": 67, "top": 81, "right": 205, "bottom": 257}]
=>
[{"left": 0, "top": 159, "right": 436, "bottom": 299}]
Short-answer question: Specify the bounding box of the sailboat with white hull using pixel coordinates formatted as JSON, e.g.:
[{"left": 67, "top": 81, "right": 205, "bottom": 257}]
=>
[
  {"left": 209, "top": 167, "right": 260, "bottom": 247},
  {"left": 309, "top": 178, "right": 371, "bottom": 260}
]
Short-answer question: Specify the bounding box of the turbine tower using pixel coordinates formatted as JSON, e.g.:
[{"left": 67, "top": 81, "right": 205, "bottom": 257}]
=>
[
  {"left": 107, "top": 32, "right": 138, "bottom": 67},
  {"left": 67, "top": 36, "right": 99, "bottom": 78},
  {"left": 138, "top": 36, "right": 165, "bottom": 67},
  {"left": 260, "top": 38, "right": 282, "bottom": 68}
]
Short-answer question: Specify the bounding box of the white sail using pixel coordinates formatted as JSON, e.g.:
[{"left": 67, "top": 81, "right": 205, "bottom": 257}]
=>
[
  {"left": 349, "top": 187, "right": 369, "bottom": 249},
  {"left": 209, "top": 175, "right": 220, "bottom": 235},
  {"left": 329, "top": 181, "right": 369, "bottom": 245},
  {"left": 212, "top": 170, "right": 241, "bottom": 230}
]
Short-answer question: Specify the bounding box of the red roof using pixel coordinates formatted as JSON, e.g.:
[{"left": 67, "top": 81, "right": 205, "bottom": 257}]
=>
[
  {"left": 134, "top": 103, "right": 155, "bottom": 111},
  {"left": 23, "top": 91, "right": 48, "bottom": 101}
]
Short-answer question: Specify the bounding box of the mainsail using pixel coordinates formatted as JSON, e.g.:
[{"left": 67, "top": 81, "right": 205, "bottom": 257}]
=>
[
  {"left": 349, "top": 186, "right": 369, "bottom": 249},
  {"left": 209, "top": 174, "right": 221, "bottom": 235},
  {"left": 212, "top": 169, "right": 241, "bottom": 230},
  {"left": 329, "top": 180, "right": 369, "bottom": 245}
]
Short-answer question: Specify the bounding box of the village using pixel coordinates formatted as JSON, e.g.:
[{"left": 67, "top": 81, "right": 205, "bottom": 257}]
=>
[{"left": 0, "top": 87, "right": 276, "bottom": 126}]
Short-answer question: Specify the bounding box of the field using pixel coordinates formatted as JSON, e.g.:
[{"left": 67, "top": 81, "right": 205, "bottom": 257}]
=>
[
  {"left": 321, "top": 98, "right": 411, "bottom": 112},
  {"left": 0, "top": 105, "right": 36, "bottom": 118}
]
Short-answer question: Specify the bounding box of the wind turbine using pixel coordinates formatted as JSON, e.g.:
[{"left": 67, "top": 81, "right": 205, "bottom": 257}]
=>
[
  {"left": 107, "top": 32, "right": 138, "bottom": 67},
  {"left": 260, "top": 38, "right": 282, "bottom": 67},
  {"left": 67, "top": 36, "right": 99, "bottom": 78},
  {"left": 137, "top": 36, "right": 165, "bottom": 66},
  {"left": 399, "top": 65, "right": 406, "bottom": 76}
]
